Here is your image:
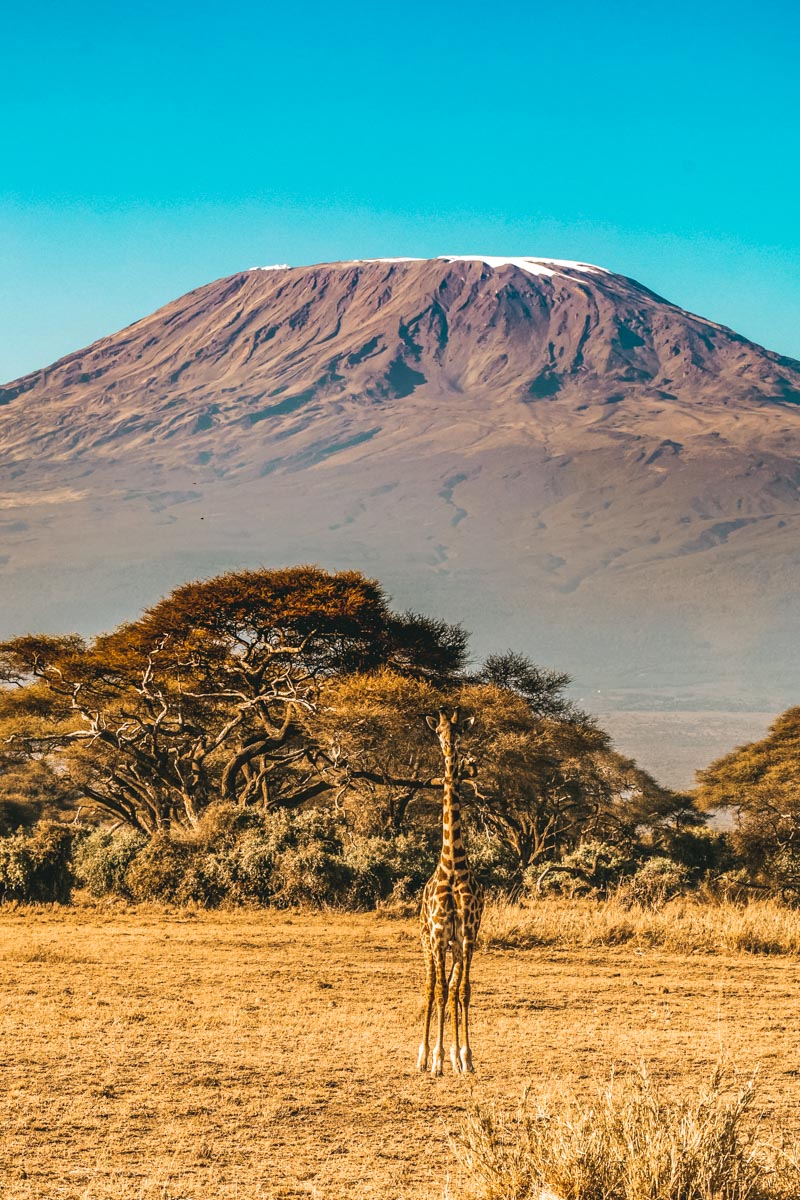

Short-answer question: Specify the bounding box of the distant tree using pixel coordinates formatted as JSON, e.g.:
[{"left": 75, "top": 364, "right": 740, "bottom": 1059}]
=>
[
  {"left": 696, "top": 707, "right": 800, "bottom": 895},
  {"left": 316, "top": 669, "right": 603, "bottom": 847},
  {"left": 464, "top": 683, "right": 691, "bottom": 869},
  {"left": 472, "top": 651, "right": 588, "bottom": 722},
  {"left": 0, "top": 648, "right": 83, "bottom": 831}
]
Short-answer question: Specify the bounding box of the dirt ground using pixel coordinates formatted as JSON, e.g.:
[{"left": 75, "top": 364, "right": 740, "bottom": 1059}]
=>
[{"left": 2, "top": 907, "right": 800, "bottom": 1200}]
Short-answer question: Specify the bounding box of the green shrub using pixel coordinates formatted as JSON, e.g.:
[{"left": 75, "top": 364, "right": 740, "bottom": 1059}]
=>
[
  {"left": 42, "top": 804, "right": 532, "bottom": 908},
  {"left": 465, "top": 828, "right": 520, "bottom": 893},
  {"left": 338, "top": 832, "right": 435, "bottom": 908},
  {"left": 337, "top": 836, "right": 394, "bottom": 908},
  {"left": 222, "top": 808, "right": 347, "bottom": 906},
  {"left": 621, "top": 856, "right": 691, "bottom": 909},
  {"left": 73, "top": 827, "right": 147, "bottom": 898},
  {"left": 123, "top": 833, "right": 192, "bottom": 902},
  {"left": 0, "top": 822, "right": 74, "bottom": 903},
  {"left": 524, "top": 840, "right": 633, "bottom": 898},
  {"left": 223, "top": 826, "right": 277, "bottom": 903},
  {"left": 663, "top": 827, "right": 733, "bottom": 873},
  {"left": 271, "top": 842, "right": 352, "bottom": 907},
  {"left": 174, "top": 852, "right": 232, "bottom": 906},
  {"left": 0, "top": 797, "right": 40, "bottom": 836}
]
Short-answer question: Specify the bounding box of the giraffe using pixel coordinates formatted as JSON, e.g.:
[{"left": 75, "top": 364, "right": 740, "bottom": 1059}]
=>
[{"left": 417, "top": 708, "right": 484, "bottom": 1076}]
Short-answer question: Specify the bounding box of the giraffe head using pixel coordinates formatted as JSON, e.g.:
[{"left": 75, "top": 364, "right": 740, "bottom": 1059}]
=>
[{"left": 425, "top": 708, "right": 475, "bottom": 775}]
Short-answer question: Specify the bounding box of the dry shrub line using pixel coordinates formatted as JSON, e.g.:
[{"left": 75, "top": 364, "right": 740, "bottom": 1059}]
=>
[{"left": 451, "top": 1064, "right": 800, "bottom": 1200}]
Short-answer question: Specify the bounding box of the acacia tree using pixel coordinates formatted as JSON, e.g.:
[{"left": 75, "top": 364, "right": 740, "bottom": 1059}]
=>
[
  {"left": 0, "top": 567, "right": 467, "bottom": 833},
  {"left": 456, "top": 683, "right": 688, "bottom": 869},
  {"left": 0, "top": 677, "right": 78, "bottom": 833},
  {"left": 316, "top": 660, "right": 693, "bottom": 869},
  {"left": 696, "top": 707, "right": 800, "bottom": 895},
  {"left": 0, "top": 638, "right": 89, "bottom": 823},
  {"left": 464, "top": 684, "right": 609, "bottom": 867},
  {"left": 315, "top": 669, "right": 447, "bottom": 833}
]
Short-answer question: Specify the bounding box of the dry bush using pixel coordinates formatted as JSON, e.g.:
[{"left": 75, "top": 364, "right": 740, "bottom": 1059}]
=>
[
  {"left": 452, "top": 1065, "right": 800, "bottom": 1200},
  {"left": 480, "top": 896, "right": 800, "bottom": 956}
]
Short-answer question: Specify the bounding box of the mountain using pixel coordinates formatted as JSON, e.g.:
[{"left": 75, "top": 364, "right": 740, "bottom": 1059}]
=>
[{"left": 2, "top": 255, "right": 800, "bottom": 776}]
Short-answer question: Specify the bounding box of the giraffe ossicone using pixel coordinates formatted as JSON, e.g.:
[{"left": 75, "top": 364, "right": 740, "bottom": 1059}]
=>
[{"left": 418, "top": 707, "right": 484, "bottom": 1076}]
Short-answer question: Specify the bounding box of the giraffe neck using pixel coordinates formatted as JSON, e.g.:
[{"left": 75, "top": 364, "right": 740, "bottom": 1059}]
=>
[{"left": 440, "top": 749, "right": 468, "bottom": 873}]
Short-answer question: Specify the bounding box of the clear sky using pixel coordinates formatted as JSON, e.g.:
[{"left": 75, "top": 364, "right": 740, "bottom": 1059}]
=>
[{"left": 2, "top": 0, "right": 798, "bottom": 381}]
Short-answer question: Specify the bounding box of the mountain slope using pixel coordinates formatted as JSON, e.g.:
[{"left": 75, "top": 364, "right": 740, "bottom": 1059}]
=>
[{"left": 2, "top": 255, "right": 800, "bottom": 722}]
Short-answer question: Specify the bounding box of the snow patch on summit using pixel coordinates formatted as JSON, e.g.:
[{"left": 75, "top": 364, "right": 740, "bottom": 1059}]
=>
[
  {"left": 439, "top": 256, "right": 609, "bottom": 277},
  {"left": 345, "top": 255, "right": 609, "bottom": 277}
]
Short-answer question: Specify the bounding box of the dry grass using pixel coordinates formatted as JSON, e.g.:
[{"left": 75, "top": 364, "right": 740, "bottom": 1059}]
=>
[
  {"left": 481, "top": 895, "right": 800, "bottom": 956},
  {"left": 452, "top": 1066, "right": 800, "bottom": 1200},
  {"left": 2, "top": 902, "right": 800, "bottom": 1198}
]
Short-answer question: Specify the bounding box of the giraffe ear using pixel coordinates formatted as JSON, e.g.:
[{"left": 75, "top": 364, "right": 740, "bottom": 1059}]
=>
[
  {"left": 424, "top": 714, "right": 439, "bottom": 733},
  {"left": 458, "top": 715, "right": 475, "bottom": 734}
]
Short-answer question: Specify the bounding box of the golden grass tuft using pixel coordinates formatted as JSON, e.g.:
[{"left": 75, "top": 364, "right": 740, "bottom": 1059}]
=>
[
  {"left": 452, "top": 1065, "right": 800, "bottom": 1200},
  {"left": 481, "top": 896, "right": 800, "bottom": 956}
]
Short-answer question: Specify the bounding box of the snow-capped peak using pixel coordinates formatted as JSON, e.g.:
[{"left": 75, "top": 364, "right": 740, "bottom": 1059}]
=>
[{"left": 248, "top": 257, "right": 610, "bottom": 278}]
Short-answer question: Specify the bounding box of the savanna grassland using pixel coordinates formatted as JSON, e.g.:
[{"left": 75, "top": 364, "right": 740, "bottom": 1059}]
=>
[{"left": 3, "top": 902, "right": 800, "bottom": 1200}]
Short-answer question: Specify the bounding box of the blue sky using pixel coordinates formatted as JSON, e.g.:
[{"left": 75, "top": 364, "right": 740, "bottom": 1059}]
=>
[{"left": 2, "top": 0, "right": 798, "bottom": 380}]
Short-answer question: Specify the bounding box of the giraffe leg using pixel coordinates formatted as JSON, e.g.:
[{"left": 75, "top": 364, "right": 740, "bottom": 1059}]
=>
[
  {"left": 448, "top": 949, "right": 464, "bottom": 1072},
  {"left": 431, "top": 945, "right": 448, "bottom": 1076},
  {"left": 417, "top": 945, "right": 435, "bottom": 1071},
  {"left": 459, "top": 941, "right": 476, "bottom": 1073}
]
